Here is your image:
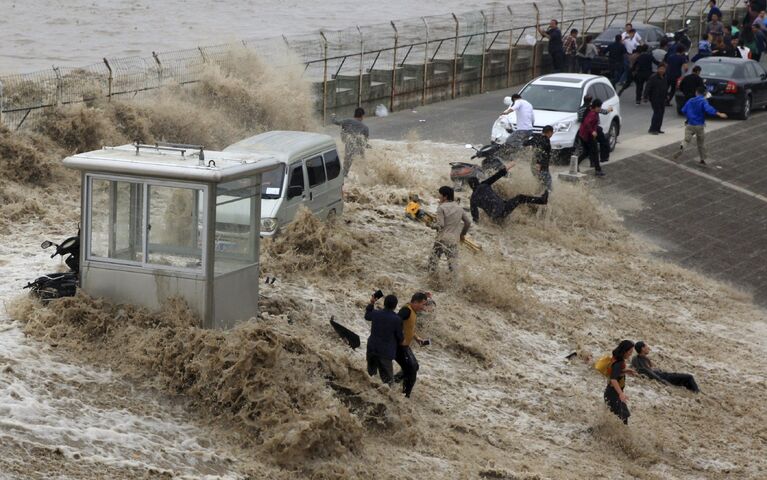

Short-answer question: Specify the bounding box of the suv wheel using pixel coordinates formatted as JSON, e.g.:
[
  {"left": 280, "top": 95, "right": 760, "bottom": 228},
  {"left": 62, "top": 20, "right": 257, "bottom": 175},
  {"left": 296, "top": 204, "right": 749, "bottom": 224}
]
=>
[{"left": 608, "top": 121, "right": 619, "bottom": 151}]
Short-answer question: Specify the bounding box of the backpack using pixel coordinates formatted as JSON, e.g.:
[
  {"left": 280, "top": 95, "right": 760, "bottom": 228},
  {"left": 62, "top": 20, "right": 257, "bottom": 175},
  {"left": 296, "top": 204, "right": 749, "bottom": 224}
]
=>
[{"left": 594, "top": 355, "right": 614, "bottom": 377}]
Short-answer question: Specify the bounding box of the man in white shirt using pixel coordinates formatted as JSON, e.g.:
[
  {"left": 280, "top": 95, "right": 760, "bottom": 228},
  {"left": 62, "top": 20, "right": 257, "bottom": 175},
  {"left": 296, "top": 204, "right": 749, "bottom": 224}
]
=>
[
  {"left": 501, "top": 93, "right": 535, "bottom": 148},
  {"left": 621, "top": 23, "right": 642, "bottom": 43}
]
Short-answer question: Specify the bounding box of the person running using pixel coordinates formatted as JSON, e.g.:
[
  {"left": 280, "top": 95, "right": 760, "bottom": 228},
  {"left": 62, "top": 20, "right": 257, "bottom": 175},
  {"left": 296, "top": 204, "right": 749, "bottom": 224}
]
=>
[
  {"left": 502, "top": 93, "right": 535, "bottom": 149},
  {"left": 604, "top": 340, "right": 636, "bottom": 425},
  {"left": 619, "top": 45, "right": 654, "bottom": 105},
  {"left": 644, "top": 62, "right": 669, "bottom": 134},
  {"left": 607, "top": 34, "right": 628, "bottom": 86},
  {"left": 523, "top": 125, "right": 554, "bottom": 192},
  {"left": 679, "top": 65, "right": 705, "bottom": 106},
  {"left": 564, "top": 28, "right": 579, "bottom": 72},
  {"left": 332, "top": 107, "right": 369, "bottom": 176},
  {"left": 672, "top": 86, "right": 727, "bottom": 164},
  {"left": 427, "top": 186, "right": 471, "bottom": 273},
  {"left": 652, "top": 37, "right": 669, "bottom": 73},
  {"left": 539, "top": 19, "right": 565, "bottom": 72},
  {"left": 577, "top": 99, "right": 605, "bottom": 176},
  {"left": 630, "top": 341, "right": 700, "bottom": 392},
  {"left": 394, "top": 293, "right": 430, "bottom": 398},
  {"left": 364, "top": 293, "right": 403, "bottom": 385},
  {"left": 468, "top": 165, "right": 549, "bottom": 223},
  {"left": 665, "top": 44, "right": 689, "bottom": 105},
  {"left": 577, "top": 95, "right": 613, "bottom": 164}
]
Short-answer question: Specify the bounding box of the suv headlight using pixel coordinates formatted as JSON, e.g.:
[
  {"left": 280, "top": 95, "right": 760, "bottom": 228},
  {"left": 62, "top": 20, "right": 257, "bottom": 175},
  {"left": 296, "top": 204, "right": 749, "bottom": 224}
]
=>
[
  {"left": 260, "top": 218, "right": 278, "bottom": 233},
  {"left": 553, "top": 121, "right": 573, "bottom": 133}
]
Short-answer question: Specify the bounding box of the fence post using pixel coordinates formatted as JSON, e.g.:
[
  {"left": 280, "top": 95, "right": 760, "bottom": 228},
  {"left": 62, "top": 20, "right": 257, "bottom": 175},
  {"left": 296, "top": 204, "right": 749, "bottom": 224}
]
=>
[
  {"left": 356, "top": 25, "right": 364, "bottom": 108},
  {"left": 664, "top": 0, "right": 669, "bottom": 31},
  {"left": 53, "top": 67, "right": 63, "bottom": 107},
  {"left": 320, "top": 31, "right": 328, "bottom": 125},
  {"left": 682, "top": 0, "right": 687, "bottom": 24},
  {"left": 506, "top": 7, "right": 514, "bottom": 88},
  {"left": 422, "top": 17, "right": 429, "bottom": 105},
  {"left": 699, "top": 3, "right": 706, "bottom": 45},
  {"left": 480, "top": 10, "right": 487, "bottom": 94},
  {"left": 604, "top": 0, "right": 609, "bottom": 29},
  {"left": 390, "top": 21, "right": 399, "bottom": 111},
  {"left": 558, "top": 0, "right": 564, "bottom": 27},
  {"left": 645, "top": 0, "right": 650, "bottom": 22},
  {"left": 582, "top": 0, "right": 587, "bottom": 33},
  {"left": 452, "top": 13, "right": 459, "bottom": 98},
  {"left": 0, "top": 79, "right": 4, "bottom": 128},
  {"left": 153, "top": 51, "right": 163, "bottom": 85},
  {"left": 103, "top": 58, "right": 113, "bottom": 102},
  {"left": 533, "top": 3, "right": 540, "bottom": 80},
  {"left": 627, "top": 0, "right": 631, "bottom": 23}
]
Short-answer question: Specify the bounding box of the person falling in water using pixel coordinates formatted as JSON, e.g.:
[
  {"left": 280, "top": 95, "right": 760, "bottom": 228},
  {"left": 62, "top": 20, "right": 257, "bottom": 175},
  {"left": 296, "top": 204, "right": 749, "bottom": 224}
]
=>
[
  {"left": 331, "top": 107, "right": 369, "bottom": 176},
  {"left": 364, "top": 293, "right": 403, "bottom": 385},
  {"left": 468, "top": 163, "right": 549, "bottom": 223},
  {"left": 427, "top": 186, "right": 471, "bottom": 274},
  {"left": 631, "top": 341, "right": 700, "bottom": 392},
  {"left": 604, "top": 340, "right": 637, "bottom": 425},
  {"left": 523, "top": 124, "right": 554, "bottom": 192}
]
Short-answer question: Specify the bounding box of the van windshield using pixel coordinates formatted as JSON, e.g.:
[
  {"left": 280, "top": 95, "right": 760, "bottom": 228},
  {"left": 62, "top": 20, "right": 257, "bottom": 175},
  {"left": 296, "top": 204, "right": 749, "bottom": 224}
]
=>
[{"left": 260, "top": 165, "right": 285, "bottom": 199}]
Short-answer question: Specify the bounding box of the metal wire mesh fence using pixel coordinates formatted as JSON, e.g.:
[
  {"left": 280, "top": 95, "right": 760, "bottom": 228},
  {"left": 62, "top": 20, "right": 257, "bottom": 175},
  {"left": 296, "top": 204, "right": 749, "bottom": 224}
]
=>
[{"left": 0, "top": 0, "right": 729, "bottom": 130}]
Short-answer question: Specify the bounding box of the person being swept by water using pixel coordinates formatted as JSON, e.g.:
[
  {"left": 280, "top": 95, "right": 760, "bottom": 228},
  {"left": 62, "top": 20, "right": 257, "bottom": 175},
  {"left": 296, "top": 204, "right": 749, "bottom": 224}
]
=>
[
  {"left": 427, "top": 186, "right": 471, "bottom": 274},
  {"left": 631, "top": 341, "right": 700, "bottom": 392},
  {"left": 331, "top": 107, "right": 369, "bottom": 176},
  {"left": 523, "top": 125, "right": 554, "bottom": 192},
  {"left": 604, "top": 340, "right": 637, "bottom": 425},
  {"left": 468, "top": 163, "right": 549, "bottom": 223},
  {"left": 393, "top": 292, "right": 431, "bottom": 398},
  {"left": 364, "top": 293, "right": 403, "bottom": 385}
]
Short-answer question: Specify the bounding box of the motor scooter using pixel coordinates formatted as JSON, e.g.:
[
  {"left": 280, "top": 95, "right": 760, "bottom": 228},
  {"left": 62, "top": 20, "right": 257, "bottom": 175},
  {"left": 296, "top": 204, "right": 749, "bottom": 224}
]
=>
[
  {"left": 449, "top": 143, "right": 510, "bottom": 191},
  {"left": 24, "top": 232, "right": 80, "bottom": 301}
]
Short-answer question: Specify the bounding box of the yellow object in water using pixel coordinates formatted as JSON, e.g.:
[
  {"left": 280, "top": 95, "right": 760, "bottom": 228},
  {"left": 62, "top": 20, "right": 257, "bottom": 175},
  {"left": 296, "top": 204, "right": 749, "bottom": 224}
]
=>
[
  {"left": 405, "top": 201, "right": 421, "bottom": 219},
  {"left": 594, "top": 355, "right": 613, "bottom": 377}
]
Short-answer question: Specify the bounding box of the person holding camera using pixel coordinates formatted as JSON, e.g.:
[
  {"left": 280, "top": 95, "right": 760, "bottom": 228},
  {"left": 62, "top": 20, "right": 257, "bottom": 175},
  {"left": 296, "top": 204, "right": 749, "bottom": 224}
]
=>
[
  {"left": 364, "top": 293, "right": 403, "bottom": 385},
  {"left": 394, "top": 292, "right": 431, "bottom": 398}
]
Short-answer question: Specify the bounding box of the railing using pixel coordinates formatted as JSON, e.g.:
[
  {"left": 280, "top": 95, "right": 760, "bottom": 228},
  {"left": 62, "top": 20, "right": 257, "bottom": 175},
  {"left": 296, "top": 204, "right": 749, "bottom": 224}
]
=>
[{"left": 0, "top": 0, "right": 723, "bottom": 130}]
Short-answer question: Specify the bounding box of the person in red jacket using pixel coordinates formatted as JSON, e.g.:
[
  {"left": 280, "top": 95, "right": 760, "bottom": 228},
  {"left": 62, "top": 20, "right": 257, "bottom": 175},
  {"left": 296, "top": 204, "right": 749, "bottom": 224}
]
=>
[{"left": 576, "top": 99, "right": 605, "bottom": 176}]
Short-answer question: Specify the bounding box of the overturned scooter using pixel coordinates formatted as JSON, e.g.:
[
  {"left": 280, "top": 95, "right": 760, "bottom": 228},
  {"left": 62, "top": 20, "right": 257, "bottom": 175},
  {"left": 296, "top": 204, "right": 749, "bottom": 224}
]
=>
[
  {"left": 24, "top": 232, "right": 80, "bottom": 301},
  {"left": 449, "top": 143, "right": 510, "bottom": 191}
]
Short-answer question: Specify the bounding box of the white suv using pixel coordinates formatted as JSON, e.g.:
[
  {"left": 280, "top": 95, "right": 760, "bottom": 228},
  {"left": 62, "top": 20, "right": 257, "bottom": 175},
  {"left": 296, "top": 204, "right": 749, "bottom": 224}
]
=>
[{"left": 507, "top": 74, "right": 621, "bottom": 160}]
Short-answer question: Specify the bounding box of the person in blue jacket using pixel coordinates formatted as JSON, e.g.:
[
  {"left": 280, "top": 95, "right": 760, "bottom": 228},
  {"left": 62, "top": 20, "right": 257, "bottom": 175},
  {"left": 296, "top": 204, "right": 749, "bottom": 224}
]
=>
[
  {"left": 672, "top": 86, "right": 728, "bottom": 164},
  {"left": 364, "top": 293, "right": 403, "bottom": 384}
]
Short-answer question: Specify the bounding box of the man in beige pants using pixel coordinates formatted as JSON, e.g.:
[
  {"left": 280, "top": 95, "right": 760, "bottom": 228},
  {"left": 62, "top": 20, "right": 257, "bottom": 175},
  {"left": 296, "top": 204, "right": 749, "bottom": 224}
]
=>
[
  {"left": 672, "top": 86, "right": 727, "bottom": 164},
  {"left": 427, "top": 186, "right": 471, "bottom": 273}
]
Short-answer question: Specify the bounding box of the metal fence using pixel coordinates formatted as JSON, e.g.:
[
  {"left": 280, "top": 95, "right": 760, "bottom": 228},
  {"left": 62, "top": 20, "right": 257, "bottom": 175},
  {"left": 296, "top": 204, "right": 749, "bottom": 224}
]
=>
[{"left": 0, "top": 0, "right": 734, "bottom": 130}]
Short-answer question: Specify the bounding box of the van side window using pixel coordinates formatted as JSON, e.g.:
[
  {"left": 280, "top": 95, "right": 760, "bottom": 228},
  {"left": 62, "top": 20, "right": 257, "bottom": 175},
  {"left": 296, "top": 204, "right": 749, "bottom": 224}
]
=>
[
  {"left": 287, "top": 164, "right": 304, "bottom": 199},
  {"left": 306, "top": 156, "right": 327, "bottom": 187},
  {"left": 324, "top": 150, "right": 341, "bottom": 180}
]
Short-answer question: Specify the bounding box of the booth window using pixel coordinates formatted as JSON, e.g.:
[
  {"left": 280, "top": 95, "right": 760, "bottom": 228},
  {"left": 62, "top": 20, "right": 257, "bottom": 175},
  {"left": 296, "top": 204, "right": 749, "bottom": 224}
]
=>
[
  {"left": 147, "top": 185, "right": 203, "bottom": 269},
  {"left": 215, "top": 177, "right": 260, "bottom": 275},
  {"left": 89, "top": 178, "right": 144, "bottom": 262}
]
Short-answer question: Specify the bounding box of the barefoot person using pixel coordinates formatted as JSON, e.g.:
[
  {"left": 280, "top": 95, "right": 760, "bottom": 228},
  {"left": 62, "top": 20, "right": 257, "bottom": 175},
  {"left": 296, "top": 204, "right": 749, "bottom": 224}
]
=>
[
  {"left": 604, "top": 340, "right": 637, "bottom": 424},
  {"left": 631, "top": 341, "right": 700, "bottom": 392}
]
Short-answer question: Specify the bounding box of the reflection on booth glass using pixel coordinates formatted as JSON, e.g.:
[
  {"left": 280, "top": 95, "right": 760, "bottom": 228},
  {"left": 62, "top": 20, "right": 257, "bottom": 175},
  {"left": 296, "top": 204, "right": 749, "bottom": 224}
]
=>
[
  {"left": 214, "top": 177, "right": 260, "bottom": 276},
  {"left": 89, "top": 179, "right": 144, "bottom": 262}
]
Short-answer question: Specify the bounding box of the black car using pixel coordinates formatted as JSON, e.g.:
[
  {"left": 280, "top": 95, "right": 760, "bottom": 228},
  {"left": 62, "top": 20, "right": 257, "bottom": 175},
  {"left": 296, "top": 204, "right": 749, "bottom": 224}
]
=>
[
  {"left": 674, "top": 57, "right": 767, "bottom": 119},
  {"left": 591, "top": 23, "right": 670, "bottom": 75}
]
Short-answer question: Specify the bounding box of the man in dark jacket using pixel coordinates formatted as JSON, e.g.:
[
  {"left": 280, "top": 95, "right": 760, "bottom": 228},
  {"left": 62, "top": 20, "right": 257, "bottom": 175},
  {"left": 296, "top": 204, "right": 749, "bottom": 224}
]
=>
[
  {"left": 539, "top": 19, "right": 565, "bottom": 72},
  {"left": 678, "top": 66, "right": 705, "bottom": 107},
  {"left": 468, "top": 165, "right": 549, "bottom": 222},
  {"left": 619, "top": 45, "right": 655, "bottom": 104},
  {"left": 665, "top": 44, "right": 689, "bottom": 104},
  {"left": 631, "top": 341, "right": 700, "bottom": 392},
  {"left": 523, "top": 125, "right": 554, "bottom": 192},
  {"left": 607, "top": 34, "right": 628, "bottom": 85},
  {"left": 644, "top": 62, "right": 669, "bottom": 134},
  {"left": 364, "top": 294, "right": 403, "bottom": 385}
]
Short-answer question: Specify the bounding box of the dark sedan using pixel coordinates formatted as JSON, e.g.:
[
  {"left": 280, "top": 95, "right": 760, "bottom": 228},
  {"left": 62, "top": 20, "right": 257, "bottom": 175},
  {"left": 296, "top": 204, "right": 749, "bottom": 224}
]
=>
[
  {"left": 590, "top": 23, "right": 669, "bottom": 75},
  {"left": 674, "top": 57, "right": 767, "bottom": 119}
]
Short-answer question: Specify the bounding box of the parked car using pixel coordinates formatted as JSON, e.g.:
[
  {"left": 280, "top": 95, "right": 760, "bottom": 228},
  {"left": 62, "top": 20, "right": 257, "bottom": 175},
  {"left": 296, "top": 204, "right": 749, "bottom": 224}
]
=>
[
  {"left": 674, "top": 57, "right": 767, "bottom": 119},
  {"left": 591, "top": 23, "right": 670, "bottom": 75},
  {"left": 222, "top": 131, "right": 344, "bottom": 236},
  {"left": 508, "top": 74, "right": 622, "bottom": 161}
]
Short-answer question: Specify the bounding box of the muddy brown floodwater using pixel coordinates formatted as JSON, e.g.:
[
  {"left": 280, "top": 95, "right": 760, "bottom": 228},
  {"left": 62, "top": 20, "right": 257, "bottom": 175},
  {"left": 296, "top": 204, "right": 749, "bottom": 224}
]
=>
[{"left": 1, "top": 51, "right": 766, "bottom": 479}]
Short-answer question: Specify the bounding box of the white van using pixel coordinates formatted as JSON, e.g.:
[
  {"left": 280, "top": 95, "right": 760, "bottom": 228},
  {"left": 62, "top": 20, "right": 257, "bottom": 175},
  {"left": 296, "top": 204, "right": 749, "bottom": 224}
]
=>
[{"left": 221, "top": 131, "right": 344, "bottom": 236}]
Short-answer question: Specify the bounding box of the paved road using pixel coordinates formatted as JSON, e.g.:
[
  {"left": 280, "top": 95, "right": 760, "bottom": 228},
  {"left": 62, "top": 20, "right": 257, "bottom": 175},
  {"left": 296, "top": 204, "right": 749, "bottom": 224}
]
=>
[{"left": 329, "top": 80, "right": 767, "bottom": 304}]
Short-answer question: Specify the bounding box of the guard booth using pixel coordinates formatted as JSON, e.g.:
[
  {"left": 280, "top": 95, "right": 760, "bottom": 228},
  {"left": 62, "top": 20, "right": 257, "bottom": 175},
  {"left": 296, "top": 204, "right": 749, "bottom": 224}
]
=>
[{"left": 63, "top": 142, "right": 281, "bottom": 329}]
